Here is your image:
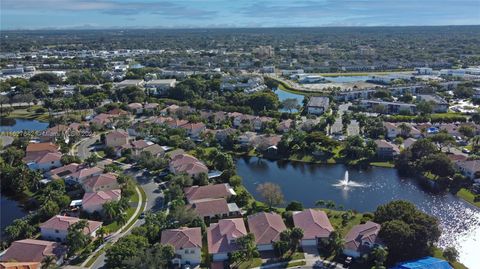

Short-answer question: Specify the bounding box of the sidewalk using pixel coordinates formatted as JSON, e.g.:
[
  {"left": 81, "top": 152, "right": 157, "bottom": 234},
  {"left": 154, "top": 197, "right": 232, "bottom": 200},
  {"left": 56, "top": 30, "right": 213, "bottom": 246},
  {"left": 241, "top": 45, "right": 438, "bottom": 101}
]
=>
[{"left": 81, "top": 185, "right": 145, "bottom": 268}]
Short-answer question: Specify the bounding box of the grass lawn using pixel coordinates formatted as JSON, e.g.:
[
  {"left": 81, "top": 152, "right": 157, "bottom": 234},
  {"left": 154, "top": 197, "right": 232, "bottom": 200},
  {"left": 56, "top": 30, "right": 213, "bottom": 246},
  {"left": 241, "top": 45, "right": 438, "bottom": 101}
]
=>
[
  {"left": 237, "top": 258, "right": 263, "bottom": 269},
  {"left": 456, "top": 188, "right": 480, "bottom": 208},
  {"left": 96, "top": 150, "right": 106, "bottom": 158},
  {"left": 104, "top": 189, "right": 140, "bottom": 232},
  {"left": 370, "top": 161, "right": 395, "bottom": 168},
  {"left": 285, "top": 260, "right": 306, "bottom": 268},
  {"left": 432, "top": 247, "right": 468, "bottom": 269},
  {"left": 323, "top": 209, "right": 363, "bottom": 236},
  {"left": 283, "top": 251, "right": 305, "bottom": 261},
  {"left": 7, "top": 106, "right": 50, "bottom": 121},
  {"left": 121, "top": 187, "right": 147, "bottom": 233}
]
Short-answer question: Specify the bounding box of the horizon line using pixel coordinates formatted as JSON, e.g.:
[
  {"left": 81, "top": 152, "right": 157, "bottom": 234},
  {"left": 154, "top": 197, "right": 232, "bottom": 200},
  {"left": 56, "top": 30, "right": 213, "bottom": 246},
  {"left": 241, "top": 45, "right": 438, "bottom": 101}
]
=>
[{"left": 1, "top": 24, "right": 480, "bottom": 32}]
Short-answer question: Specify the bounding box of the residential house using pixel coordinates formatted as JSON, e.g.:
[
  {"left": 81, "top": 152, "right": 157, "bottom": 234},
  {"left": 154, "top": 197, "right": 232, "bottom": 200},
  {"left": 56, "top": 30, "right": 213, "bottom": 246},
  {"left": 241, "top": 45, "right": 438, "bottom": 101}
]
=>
[
  {"left": 215, "top": 128, "right": 237, "bottom": 144},
  {"left": 455, "top": 160, "right": 480, "bottom": 180},
  {"left": 39, "top": 125, "right": 71, "bottom": 143},
  {"left": 169, "top": 154, "right": 208, "bottom": 178},
  {"left": 189, "top": 198, "right": 241, "bottom": 219},
  {"left": 335, "top": 89, "right": 376, "bottom": 102},
  {"left": 343, "top": 221, "right": 382, "bottom": 258},
  {"left": 252, "top": 116, "right": 272, "bottom": 131},
  {"left": 247, "top": 212, "right": 287, "bottom": 251},
  {"left": 184, "top": 183, "right": 236, "bottom": 204},
  {"left": 166, "top": 119, "right": 189, "bottom": 129},
  {"left": 47, "top": 163, "right": 81, "bottom": 179},
  {"left": 277, "top": 119, "right": 294, "bottom": 133},
  {"left": 207, "top": 218, "right": 248, "bottom": 261},
  {"left": 160, "top": 227, "right": 202, "bottom": 266},
  {"left": 402, "top": 138, "right": 417, "bottom": 150},
  {"left": 142, "top": 144, "right": 165, "bottom": 157},
  {"left": 0, "top": 239, "right": 66, "bottom": 264},
  {"left": 91, "top": 113, "right": 114, "bottom": 127},
  {"left": 307, "top": 97, "right": 330, "bottom": 115},
  {"left": 127, "top": 103, "right": 143, "bottom": 114},
  {"left": 374, "top": 140, "right": 400, "bottom": 159},
  {"left": 116, "top": 79, "right": 144, "bottom": 88},
  {"left": 81, "top": 189, "right": 122, "bottom": 213},
  {"left": 40, "top": 215, "right": 102, "bottom": 242},
  {"left": 24, "top": 151, "right": 62, "bottom": 171},
  {"left": 105, "top": 130, "right": 129, "bottom": 148},
  {"left": 293, "top": 209, "right": 334, "bottom": 247},
  {"left": 181, "top": 122, "right": 206, "bottom": 138},
  {"left": 82, "top": 173, "right": 119, "bottom": 193},
  {"left": 68, "top": 166, "right": 102, "bottom": 183},
  {"left": 143, "top": 103, "right": 159, "bottom": 113},
  {"left": 384, "top": 122, "right": 422, "bottom": 139},
  {"left": 160, "top": 104, "right": 180, "bottom": 116}
]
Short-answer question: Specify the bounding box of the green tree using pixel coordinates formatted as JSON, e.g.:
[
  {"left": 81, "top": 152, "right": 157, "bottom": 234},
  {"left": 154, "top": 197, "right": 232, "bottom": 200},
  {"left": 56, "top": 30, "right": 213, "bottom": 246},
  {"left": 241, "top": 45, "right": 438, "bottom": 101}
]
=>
[
  {"left": 231, "top": 233, "right": 259, "bottom": 265},
  {"left": 286, "top": 201, "right": 304, "bottom": 211},
  {"left": 327, "top": 230, "right": 344, "bottom": 256},
  {"left": 66, "top": 220, "right": 92, "bottom": 257},
  {"left": 443, "top": 246, "right": 459, "bottom": 262},
  {"left": 371, "top": 247, "right": 388, "bottom": 269},
  {"left": 256, "top": 182, "right": 284, "bottom": 208},
  {"left": 105, "top": 235, "right": 149, "bottom": 268},
  {"left": 281, "top": 98, "right": 299, "bottom": 113}
]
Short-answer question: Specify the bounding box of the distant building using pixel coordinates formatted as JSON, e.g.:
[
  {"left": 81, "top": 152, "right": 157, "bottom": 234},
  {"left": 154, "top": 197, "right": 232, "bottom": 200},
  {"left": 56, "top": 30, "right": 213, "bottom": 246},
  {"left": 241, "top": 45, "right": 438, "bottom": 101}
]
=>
[
  {"left": 415, "top": 67, "right": 433, "bottom": 75},
  {"left": 115, "top": 79, "right": 144, "bottom": 88},
  {"left": 360, "top": 100, "right": 416, "bottom": 114},
  {"left": 374, "top": 139, "right": 400, "bottom": 159},
  {"left": 307, "top": 97, "right": 330, "bottom": 115},
  {"left": 416, "top": 94, "right": 448, "bottom": 113},
  {"left": 144, "top": 79, "right": 176, "bottom": 95}
]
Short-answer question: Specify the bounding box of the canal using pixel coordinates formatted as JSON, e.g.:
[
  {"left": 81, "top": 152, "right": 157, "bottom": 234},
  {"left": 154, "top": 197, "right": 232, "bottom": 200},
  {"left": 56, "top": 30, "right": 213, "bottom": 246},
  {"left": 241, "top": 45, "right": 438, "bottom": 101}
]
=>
[{"left": 237, "top": 157, "right": 480, "bottom": 268}]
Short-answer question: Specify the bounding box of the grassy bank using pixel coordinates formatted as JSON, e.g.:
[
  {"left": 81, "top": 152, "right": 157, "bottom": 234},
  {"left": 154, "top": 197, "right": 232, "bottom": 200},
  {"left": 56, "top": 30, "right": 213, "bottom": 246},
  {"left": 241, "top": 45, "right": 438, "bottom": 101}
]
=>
[
  {"left": 6, "top": 106, "right": 50, "bottom": 122},
  {"left": 432, "top": 247, "right": 468, "bottom": 269},
  {"left": 456, "top": 188, "right": 480, "bottom": 208}
]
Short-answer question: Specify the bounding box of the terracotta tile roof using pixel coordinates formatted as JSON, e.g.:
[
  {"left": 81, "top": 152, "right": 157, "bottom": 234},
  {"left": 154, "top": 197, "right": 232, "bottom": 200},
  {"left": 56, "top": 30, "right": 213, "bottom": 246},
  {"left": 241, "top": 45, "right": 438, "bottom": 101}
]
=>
[
  {"left": 144, "top": 103, "right": 159, "bottom": 109},
  {"left": 247, "top": 212, "right": 287, "bottom": 245},
  {"left": 106, "top": 130, "right": 129, "bottom": 139},
  {"left": 207, "top": 218, "right": 247, "bottom": 254},
  {"left": 131, "top": 140, "right": 151, "bottom": 149},
  {"left": 24, "top": 151, "right": 62, "bottom": 164},
  {"left": 170, "top": 154, "right": 208, "bottom": 176},
  {"left": 0, "top": 239, "right": 66, "bottom": 263},
  {"left": 70, "top": 167, "right": 102, "bottom": 180},
  {"left": 344, "top": 221, "right": 381, "bottom": 252},
  {"left": 293, "top": 209, "right": 334, "bottom": 239},
  {"left": 107, "top": 108, "right": 128, "bottom": 115},
  {"left": 166, "top": 119, "right": 189, "bottom": 128},
  {"left": 160, "top": 227, "right": 202, "bottom": 250},
  {"left": 127, "top": 103, "right": 143, "bottom": 109},
  {"left": 184, "top": 184, "right": 233, "bottom": 203},
  {"left": 82, "top": 173, "right": 118, "bottom": 190},
  {"left": 189, "top": 198, "right": 230, "bottom": 217},
  {"left": 0, "top": 262, "right": 40, "bottom": 269},
  {"left": 181, "top": 122, "right": 206, "bottom": 131},
  {"left": 48, "top": 163, "right": 81, "bottom": 178},
  {"left": 91, "top": 113, "right": 113, "bottom": 124},
  {"left": 40, "top": 215, "right": 102, "bottom": 235},
  {"left": 26, "top": 143, "right": 58, "bottom": 153},
  {"left": 82, "top": 189, "right": 121, "bottom": 208}
]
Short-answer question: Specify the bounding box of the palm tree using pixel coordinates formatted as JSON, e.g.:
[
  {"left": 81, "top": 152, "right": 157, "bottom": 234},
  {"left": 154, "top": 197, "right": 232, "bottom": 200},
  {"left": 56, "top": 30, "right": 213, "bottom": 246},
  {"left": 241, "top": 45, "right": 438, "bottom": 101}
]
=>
[
  {"left": 398, "top": 123, "right": 411, "bottom": 137},
  {"left": 97, "top": 226, "right": 109, "bottom": 241},
  {"left": 103, "top": 201, "right": 120, "bottom": 221},
  {"left": 116, "top": 212, "right": 128, "bottom": 226},
  {"left": 315, "top": 200, "right": 326, "bottom": 207},
  {"left": 371, "top": 247, "right": 388, "bottom": 269},
  {"left": 290, "top": 227, "right": 304, "bottom": 251},
  {"left": 326, "top": 200, "right": 336, "bottom": 209},
  {"left": 328, "top": 231, "right": 344, "bottom": 256},
  {"left": 41, "top": 255, "right": 56, "bottom": 269}
]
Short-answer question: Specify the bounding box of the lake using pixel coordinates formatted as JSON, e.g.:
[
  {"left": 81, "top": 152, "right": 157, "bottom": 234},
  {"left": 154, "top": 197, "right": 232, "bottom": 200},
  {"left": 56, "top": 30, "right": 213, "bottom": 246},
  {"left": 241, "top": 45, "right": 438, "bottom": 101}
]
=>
[
  {"left": 0, "top": 196, "right": 27, "bottom": 236},
  {"left": 326, "top": 75, "right": 371, "bottom": 83},
  {"left": 0, "top": 118, "right": 49, "bottom": 132},
  {"left": 274, "top": 87, "right": 305, "bottom": 112},
  {"left": 236, "top": 157, "right": 480, "bottom": 268}
]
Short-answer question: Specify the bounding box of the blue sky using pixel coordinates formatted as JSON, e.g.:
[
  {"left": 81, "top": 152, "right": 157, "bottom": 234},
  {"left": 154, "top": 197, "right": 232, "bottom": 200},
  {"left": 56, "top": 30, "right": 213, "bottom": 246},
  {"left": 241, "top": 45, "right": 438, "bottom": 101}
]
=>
[{"left": 1, "top": 0, "right": 479, "bottom": 30}]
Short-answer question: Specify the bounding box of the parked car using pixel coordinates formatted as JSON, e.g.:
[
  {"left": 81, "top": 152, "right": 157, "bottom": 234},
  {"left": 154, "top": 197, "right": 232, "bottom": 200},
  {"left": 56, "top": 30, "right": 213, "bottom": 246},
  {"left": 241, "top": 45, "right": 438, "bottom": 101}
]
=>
[
  {"left": 343, "top": 257, "right": 352, "bottom": 268},
  {"left": 462, "top": 148, "right": 471, "bottom": 154}
]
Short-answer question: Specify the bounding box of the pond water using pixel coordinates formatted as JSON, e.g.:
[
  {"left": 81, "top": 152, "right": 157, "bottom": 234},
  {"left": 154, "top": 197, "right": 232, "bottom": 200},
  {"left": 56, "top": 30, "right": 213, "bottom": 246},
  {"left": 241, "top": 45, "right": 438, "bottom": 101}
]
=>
[
  {"left": 326, "top": 76, "right": 371, "bottom": 83},
  {"left": 274, "top": 87, "right": 305, "bottom": 112},
  {"left": 0, "top": 118, "right": 49, "bottom": 132},
  {"left": 236, "top": 157, "right": 480, "bottom": 268},
  {"left": 0, "top": 195, "right": 27, "bottom": 236}
]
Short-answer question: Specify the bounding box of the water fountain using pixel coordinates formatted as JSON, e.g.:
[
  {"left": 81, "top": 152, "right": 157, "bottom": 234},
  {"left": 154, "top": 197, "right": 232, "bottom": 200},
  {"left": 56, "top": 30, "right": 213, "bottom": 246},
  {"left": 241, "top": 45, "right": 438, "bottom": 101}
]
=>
[{"left": 333, "top": 171, "right": 365, "bottom": 189}]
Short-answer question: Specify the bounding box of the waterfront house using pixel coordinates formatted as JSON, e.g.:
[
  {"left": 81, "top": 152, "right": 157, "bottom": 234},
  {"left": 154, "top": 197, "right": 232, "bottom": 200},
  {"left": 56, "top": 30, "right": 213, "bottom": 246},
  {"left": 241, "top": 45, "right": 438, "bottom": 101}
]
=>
[
  {"left": 374, "top": 140, "right": 400, "bottom": 159},
  {"left": 455, "top": 159, "right": 480, "bottom": 180},
  {"left": 40, "top": 215, "right": 102, "bottom": 242},
  {"left": 169, "top": 154, "right": 208, "bottom": 178},
  {"left": 0, "top": 239, "right": 66, "bottom": 264},
  {"left": 184, "top": 183, "right": 236, "bottom": 204},
  {"left": 207, "top": 218, "right": 248, "bottom": 261},
  {"left": 189, "top": 198, "right": 241, "bottom": 219},
  {"left": 160, "top": 227, "right": 202, "bottom": 266},
  {"left": 24, "top": 151, "right": 62, "bottom": 172},
  {"left": 247, "top": 212, "right": 287, "bottom": 251},
  {"left": 343, "top": 221, "right": 382, "bottom": 258},
  {"left": 293, "top": 209, "right": 334, "bottom": 247}
]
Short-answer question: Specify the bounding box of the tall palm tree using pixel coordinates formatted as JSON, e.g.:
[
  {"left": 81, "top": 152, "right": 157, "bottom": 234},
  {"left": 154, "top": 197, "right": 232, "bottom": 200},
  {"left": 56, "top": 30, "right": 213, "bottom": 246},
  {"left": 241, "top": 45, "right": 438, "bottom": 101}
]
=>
[
  {"left": 116, "top": 212, "right": 128, "bottom": 226},
  {"left": 398, "top": 123, "right": 411, "bottom": 137}
]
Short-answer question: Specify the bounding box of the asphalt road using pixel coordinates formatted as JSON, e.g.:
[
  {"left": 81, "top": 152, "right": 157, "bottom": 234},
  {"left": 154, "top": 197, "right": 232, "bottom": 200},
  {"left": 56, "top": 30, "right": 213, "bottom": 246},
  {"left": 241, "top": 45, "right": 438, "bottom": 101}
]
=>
[
  {"left": 77, "top": 136, "right": 98, "bottom": 160},
  {"left": 90, "top": 170, "right": 164, "bottom": 269}
]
